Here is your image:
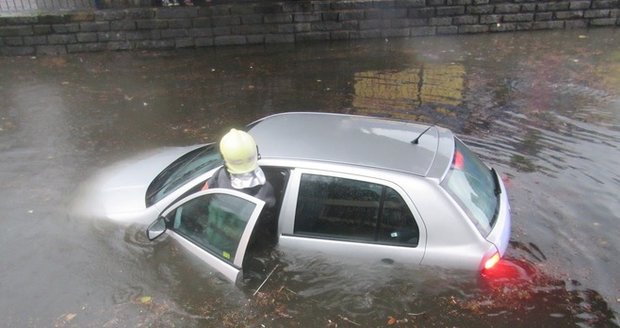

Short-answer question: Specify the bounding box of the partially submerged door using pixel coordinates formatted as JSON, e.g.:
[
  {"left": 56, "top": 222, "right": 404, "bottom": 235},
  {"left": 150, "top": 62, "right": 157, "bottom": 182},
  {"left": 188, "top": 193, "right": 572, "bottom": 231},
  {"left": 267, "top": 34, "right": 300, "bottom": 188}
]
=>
[{"left": 149, "top": 188, "right": 265, "bottom": 282}]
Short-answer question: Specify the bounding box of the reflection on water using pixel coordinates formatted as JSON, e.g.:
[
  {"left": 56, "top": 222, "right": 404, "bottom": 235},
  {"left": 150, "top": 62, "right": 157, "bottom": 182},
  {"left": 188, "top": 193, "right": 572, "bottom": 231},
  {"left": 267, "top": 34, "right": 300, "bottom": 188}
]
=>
[
  {"left": 353, "top": 64, "right": 465, "bottom": 122},
  {"left": 1, "top": 29, "right": 619, "bottom": 326}
]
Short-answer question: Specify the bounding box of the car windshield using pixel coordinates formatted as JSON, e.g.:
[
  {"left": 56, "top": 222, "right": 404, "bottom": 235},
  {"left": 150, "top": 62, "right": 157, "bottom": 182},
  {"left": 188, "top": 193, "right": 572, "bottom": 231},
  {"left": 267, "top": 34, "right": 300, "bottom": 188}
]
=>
[
  {"left": 441, "top": 139, "right": 499, "bottom": 235},
  {"left": 146, "top": 144, "right": 223, "bottom": 207}
]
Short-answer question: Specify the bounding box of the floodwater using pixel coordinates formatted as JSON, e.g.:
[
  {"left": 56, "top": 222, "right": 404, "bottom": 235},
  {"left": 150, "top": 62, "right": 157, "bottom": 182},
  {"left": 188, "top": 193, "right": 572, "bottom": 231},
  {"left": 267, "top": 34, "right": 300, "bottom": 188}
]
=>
[{"left": 1, "top": 28, "right": 619, "bottom": 327}]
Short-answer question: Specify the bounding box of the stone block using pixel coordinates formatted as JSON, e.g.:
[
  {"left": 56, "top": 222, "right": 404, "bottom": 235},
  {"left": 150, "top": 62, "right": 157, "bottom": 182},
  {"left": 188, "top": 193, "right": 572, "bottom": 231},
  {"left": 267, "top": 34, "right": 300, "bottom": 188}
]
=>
[
  {"left": 193, "top": 18, "right": 212, "bottom": 28},
  {"left": 408, "top": 7, "right": 435, "bottom": 18},
  {"left": 137, "top": 19, "right": 167, "bottom": 29},
  {"left": 48, "top": 34, "right": 77, "bottom": 44},
  {"left": 521, "top": 3, "right": 536, "bottom": 11},
  {"left": 38, "top": 15, "right": 70, "bottom": 24},
  {"left": 3, "top": 37, "right": 23, "bottom": 46},
  {"left": 294, "top": 13, "right": 321, "bottom": 22},
  {"left": 254, "top": 4, "right": 283, "bottom": 14},
  {"left": 564, "top": 19, "right": 588, "bottom": 28},
  {"left": 195, "top": 37, "right": 214, "bottom": 46},
  {"left": 0, "top": 17, "right": 38, "bottom": 25},
  {"left": 76, "top": 32, "right": 98, "bottom": 42},
  {"left": 232, "top": 24, "right": 272, "bottom": 34},
  {"left": 593, "top": 0, "right": 619, "bottom": 8},
  {"left": 427, "top": 0, "right": 445, "bottom": 5},
  {"left": 1, "top": 46, "right": 35, "bottom": 56},
  {"left": 264, "top": 13, "right": 293, "bottom": 24},
  {"left": 536, "top": 2, "right": 569, "bottom": 11},
  {"left": 503, "top": 13, "right": 534, "bottom": 22},
  {"left": 429, "top": 17, "right": 452, "bottom": 25},
  {"left": 458, "top": 24, "right": 489, "bottom": 33},
  {"left": 161, "top": 29, "right": 188, "bottom": 39},
  {"left": 391, "top": 18, "right": 413, "bottom": 27},
  {"left": 157, "top": 7, "right": 199, "bottom": 19},
  {"left": 410, "top": 26, "right": 436, "bottom": 36},
  {"left": 283, "top": 1, "right": 314, "bottom": 12},
  {"left": 230, "top": 4, "right": 256, "bottom": 15},
  {"left": 125, "top": 8, "right": 156, "bottom": 19},
  {"left": 0, "top": 26, "right": 33, "bottom": 37},
  {"left": 322, "top": 12, "right": 340, "bottom": 21},
  {"left": 359, "top": 19, "right": 382, "bottom": 29},
  {"left": 175, "top": 37, "right": 194, "bottom": 48},
  {"left": 191, "top": 27, "right": 214, "bottom": 37},
  {"left": 570, "top": 1, "right": 591, "bottom": 9},
  {"left": 80, "top": 22, "right": 110, "bottom": 32},
  {"left": 246, "top": 35, "right": 265, "bottom": 44},
  {"left": 437, "top": 25, "right": 458, "bottom": 33},
  {"left": 436, "top": 6, "right": 465, "bottom": 16},
  {"left": 516, "top": 22, "right": 533, "bottom": 30},
  {"left": 447, "top": 0, "right": 472, "bottom": 4},
  {"left": 311, "top": 21, "right": 342, "bottom": 31},
  {"left": 37, "top": 45, "right": 67, "bottom": 55},
  {"left": 136, "top": 39, "right": 175, "bottom": 49},
  {"left": 535, "top": 12, "right": 553, "bottom": 21},
  {"left": 52, "top": 23, "right": 80, "bottom": 33},
  {"left": 239, "top": 14, "right": 262, "bottom": 25},
  {"left": 532, "top": 21, "right": 565, "bottom": 29},
  {"left": 277, "top": 24, "right": 296, "bottom": 33},
  {"left": 365, "top": 9, "right": 382, "bottom": 19},
  {"left": 382, "top": 9, "right": 408, "bottom": 18},
  {"left": 332, "top": 0, "right": 374, "bottom": 10},
  {"left": 473, "top": 0, "right": 489, "bottom": 4},
  {"left": 167, "top": 19, "right": 191, "bottom": 29},
  {"left": 590, "top": 17, "right": 617, "bottom": 25},
  {"left": 338, "top": 10, "right": 365, "bottom": 21},
  {"left": 33, "top": 25, "right": 52, "bottom": 35},
  {"left": 467, "top": 5, "right": 494, "bottom": 14},
  {"left": 494, "top": 3, "right": 521, "bottom": 13},
  {"left": 395, "top": 0, "right": 426, "bottom": 6},
  {"left": 95, "top": 10, "right": 126, "bottom": 21},
  {"left": 453, "top": 15, "right": 479, "bottom": 24},
  {"left": 296, "top": 32, "right": 330, "bottom": 41},
  {"left": 98, "top": 31, "right": 127, "bottom": 41},
  {"left": 490, "top": 23, "right": 516, "bottom": 31},
  {"left": 584, "top": 9, "right": 611, "bottom": 18},
  {"left": 111, "top": 20, "right": 137, "bottom": 30},
  {"left": 126, "top": 30, "right": 159, "bottom": 40},
  {"left": 212, "top": 16, "right": 241, "bottom": 26},
  {"left": 555, "top": 11, "right": 584, "bottom": 19},
  {"left": 23, "top": 35, "right": 48, "bottom": 45},
  {"left": 265, "top": 34, "right": 294, "bottom": 43},
  {"left": 67, "top": 43, "right": 106, "bottom": 53},
  {"left": 107, "top": 41, "right": 133, "bottom": 50},
  {"left": 212, "top": 26, "right": 231, "bottom": 36},
  {"left": 480, "top": 14, "right": 501, "bottom": 23}
]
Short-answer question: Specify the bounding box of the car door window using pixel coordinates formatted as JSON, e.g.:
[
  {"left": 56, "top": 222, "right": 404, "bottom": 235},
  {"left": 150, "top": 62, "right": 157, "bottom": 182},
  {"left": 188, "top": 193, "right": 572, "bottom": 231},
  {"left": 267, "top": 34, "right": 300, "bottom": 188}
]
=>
[
  {"left": 165, "top": 190, "right": 261, "bottom": 265},
  {"left": 294, "top": 174, "right": 419, "bottom": 246}
]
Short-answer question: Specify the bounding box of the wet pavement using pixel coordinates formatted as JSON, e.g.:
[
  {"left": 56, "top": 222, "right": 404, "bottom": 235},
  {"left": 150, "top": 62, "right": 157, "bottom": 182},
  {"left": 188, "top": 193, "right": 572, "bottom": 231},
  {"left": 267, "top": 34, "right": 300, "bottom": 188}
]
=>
[{"left": 1, "top": 28, "right": 619, "bottom": 327}]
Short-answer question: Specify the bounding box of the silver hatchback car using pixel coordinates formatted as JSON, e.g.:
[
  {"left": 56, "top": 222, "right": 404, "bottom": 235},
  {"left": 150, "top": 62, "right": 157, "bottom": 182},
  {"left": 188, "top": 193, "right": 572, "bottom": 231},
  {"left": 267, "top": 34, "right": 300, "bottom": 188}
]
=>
[{"left": 138, "top": 112, "right": 511, "bottom": 282}]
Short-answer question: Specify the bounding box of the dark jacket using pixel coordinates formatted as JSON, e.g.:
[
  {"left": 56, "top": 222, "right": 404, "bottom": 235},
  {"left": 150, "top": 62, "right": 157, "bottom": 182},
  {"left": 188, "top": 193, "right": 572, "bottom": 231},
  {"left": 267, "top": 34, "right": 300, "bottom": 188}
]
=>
[{"left": 206, "top": 167, "right": 276, "bottom": 209}]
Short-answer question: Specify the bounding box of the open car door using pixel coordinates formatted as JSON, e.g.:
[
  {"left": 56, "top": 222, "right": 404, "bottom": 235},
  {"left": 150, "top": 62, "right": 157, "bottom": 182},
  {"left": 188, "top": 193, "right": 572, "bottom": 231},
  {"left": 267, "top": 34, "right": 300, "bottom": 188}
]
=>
[{"left": 147, "top": 188, "right": 265, "bottom": 283}]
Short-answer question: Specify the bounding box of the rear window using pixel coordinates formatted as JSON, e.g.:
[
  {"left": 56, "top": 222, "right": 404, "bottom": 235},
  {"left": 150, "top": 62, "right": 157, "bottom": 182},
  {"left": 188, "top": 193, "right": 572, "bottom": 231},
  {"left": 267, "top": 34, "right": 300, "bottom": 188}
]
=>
[
  {"left": 146, "top": 145, "right": 223, "bottom": 207},
  {"left": 441, "top": 139, "right": 499, "bottom": 235}
]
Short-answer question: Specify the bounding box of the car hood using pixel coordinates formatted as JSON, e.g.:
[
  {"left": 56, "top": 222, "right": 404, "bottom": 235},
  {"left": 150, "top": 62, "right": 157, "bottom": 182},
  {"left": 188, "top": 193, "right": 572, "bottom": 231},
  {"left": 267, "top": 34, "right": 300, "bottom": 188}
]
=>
[{"left": 70, "top": 145, "right": 203, "bottom": 225}]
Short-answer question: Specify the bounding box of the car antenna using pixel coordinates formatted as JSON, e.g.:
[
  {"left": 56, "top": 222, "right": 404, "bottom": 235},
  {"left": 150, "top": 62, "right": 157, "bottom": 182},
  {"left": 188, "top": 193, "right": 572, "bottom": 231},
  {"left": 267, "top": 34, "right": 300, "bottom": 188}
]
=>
[{"left": 411, "top": 125, "right": 434, "bottom": 144}]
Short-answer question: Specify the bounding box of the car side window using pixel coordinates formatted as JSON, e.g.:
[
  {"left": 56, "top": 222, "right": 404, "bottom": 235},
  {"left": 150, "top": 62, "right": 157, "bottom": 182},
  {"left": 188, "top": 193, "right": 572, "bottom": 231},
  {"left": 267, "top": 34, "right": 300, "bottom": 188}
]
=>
[
  {"left": 166, "top": 193, "right": 257, "bottom": 264},
  {"left": 294, "top": 174, "right": 419, "bottom": 246}
]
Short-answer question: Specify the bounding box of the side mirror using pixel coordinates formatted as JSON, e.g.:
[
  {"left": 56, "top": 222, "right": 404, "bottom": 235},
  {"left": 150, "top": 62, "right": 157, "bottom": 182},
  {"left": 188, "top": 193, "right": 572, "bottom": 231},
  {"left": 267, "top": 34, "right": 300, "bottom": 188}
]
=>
[{"left": 146, "top": 217, "right": 167, "bottom": 241}]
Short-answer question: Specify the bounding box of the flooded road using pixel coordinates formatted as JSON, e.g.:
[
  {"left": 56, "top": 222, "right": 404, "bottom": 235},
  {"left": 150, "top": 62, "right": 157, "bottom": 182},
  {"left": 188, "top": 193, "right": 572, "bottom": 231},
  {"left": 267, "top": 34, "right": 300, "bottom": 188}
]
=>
[{"left": 1, "top": 28, "right": 619, "bottom": 327}]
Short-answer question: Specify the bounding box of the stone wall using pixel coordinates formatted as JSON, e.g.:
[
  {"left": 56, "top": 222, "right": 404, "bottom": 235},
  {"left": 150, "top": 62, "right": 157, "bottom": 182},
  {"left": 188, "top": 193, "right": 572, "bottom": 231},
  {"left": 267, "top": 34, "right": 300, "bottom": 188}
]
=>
[{"left": 1, "top": 0, "right": 618, "bottom": 55}]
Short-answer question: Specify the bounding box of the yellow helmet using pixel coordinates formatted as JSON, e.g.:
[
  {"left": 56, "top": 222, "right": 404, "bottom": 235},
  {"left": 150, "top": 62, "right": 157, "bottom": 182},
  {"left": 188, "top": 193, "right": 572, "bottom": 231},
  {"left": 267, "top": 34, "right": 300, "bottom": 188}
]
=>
[{"left": 219, "top": 128, "right": 259, "bottom": 174}]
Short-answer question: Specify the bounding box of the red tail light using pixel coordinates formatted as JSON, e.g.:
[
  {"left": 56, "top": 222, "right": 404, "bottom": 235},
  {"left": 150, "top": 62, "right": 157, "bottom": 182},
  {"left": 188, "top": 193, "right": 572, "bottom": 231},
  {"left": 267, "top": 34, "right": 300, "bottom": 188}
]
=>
[{"left": 484, "top": 252, "right": 501, "bottom": 270}]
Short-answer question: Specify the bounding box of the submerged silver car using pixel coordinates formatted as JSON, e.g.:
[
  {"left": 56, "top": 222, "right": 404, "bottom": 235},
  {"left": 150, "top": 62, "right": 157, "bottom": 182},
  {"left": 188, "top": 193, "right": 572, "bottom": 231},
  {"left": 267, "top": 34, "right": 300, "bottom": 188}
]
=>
[{"left": 83, "top": 112, "right": 511, "bottom": 282}]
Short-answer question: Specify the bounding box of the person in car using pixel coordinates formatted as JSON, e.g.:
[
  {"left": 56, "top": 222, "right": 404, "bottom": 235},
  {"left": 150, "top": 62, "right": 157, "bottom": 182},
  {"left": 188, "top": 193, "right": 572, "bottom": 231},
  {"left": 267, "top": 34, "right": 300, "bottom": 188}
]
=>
[{"left": 203, "top": 128, "right": 276, "bottom": 209}]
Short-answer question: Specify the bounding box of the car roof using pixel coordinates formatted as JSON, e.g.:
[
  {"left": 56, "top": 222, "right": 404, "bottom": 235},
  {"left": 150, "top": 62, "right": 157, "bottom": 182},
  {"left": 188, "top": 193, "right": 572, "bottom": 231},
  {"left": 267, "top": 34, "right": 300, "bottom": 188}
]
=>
[{"left": 248, "top": 112, "right": 455, "bottom": 178}]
